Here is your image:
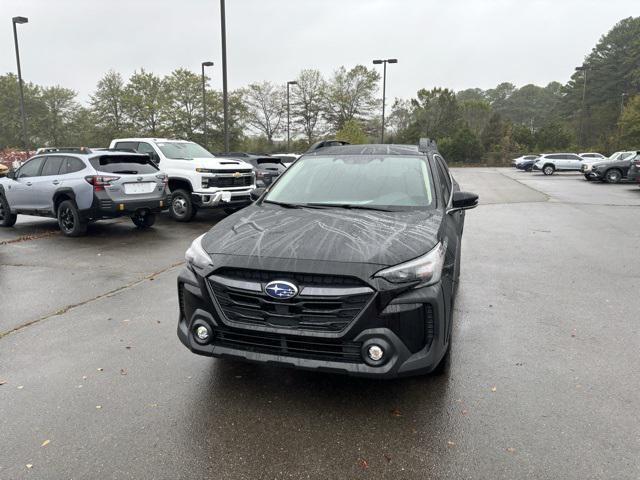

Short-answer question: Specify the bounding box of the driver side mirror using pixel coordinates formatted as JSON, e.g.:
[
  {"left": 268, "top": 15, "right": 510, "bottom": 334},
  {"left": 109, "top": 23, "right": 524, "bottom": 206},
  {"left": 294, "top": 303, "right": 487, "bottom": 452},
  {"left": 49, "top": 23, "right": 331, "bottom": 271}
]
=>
[
  {"left": 448, "top": 191, "right": 478, "bottom": 213},
  {"left": 250, "top": 187, "right": 265, "bottom": 201}
]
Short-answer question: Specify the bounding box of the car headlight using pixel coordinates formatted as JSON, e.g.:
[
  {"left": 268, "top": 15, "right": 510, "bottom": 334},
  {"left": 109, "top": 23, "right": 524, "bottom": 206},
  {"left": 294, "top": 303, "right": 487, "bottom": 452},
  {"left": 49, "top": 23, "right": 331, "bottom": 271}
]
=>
[
  {"left": 374, "top": 241, "right": 446, "bottom": 287},
  {"left": 185, "top": 234, "right": 212, "bottom": 270},
  {"left": 195, "top": 168, "right": 216, "bottom": 173}
]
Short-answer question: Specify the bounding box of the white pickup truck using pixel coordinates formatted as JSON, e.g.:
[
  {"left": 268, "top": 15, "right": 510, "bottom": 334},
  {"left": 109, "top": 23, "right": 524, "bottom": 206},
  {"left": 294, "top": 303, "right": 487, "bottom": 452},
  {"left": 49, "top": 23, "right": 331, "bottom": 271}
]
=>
[{"left": 109, "top": 138, "right": 255, "bottom": 221}]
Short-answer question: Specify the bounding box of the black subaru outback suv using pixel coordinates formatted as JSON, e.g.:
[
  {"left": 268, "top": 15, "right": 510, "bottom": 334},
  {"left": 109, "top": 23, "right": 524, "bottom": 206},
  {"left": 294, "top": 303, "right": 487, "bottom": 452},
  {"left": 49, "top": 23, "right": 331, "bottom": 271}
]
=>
[{"left": 177, "top": 140, "right": 478, "bottom": 378}]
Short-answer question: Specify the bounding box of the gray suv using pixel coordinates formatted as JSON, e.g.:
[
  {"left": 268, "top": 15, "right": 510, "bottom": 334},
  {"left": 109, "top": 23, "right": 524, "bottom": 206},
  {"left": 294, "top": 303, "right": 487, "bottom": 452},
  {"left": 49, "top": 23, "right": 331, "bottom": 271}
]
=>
[{"left": 0, "top": 148, "right": 170, "bottom": 236}]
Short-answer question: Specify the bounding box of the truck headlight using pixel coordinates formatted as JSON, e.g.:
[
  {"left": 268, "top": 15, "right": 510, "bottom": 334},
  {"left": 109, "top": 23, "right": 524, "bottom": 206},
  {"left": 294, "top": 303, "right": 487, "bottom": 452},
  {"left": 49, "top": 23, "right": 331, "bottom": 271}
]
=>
[
  {"left": 185, "top": 234, "right": 212, "bottom": 270},
  {"left": 374, "top": 241, "right": 446, "bottom": 287}
]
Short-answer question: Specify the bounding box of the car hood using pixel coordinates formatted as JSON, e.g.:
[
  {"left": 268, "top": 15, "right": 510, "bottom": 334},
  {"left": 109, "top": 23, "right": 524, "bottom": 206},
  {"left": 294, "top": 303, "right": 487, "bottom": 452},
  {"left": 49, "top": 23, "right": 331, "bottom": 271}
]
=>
[
  {"left": 192, "top": 157, "right": 252, "bottom": 170},
  {"left": 201, "top": 204, "right": 442, "bottom": 267}
]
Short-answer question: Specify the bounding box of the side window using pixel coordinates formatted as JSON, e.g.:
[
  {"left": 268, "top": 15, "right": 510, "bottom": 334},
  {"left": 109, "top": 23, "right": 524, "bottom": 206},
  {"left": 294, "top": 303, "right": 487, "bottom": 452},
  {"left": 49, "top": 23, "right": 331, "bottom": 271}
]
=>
[
  {"left": 41, "top": 156, "right": 65, "bottom": 176},
  {"left": 136, "top": 142, "right": 159, "bottom": 162},
  {"left": 547, "top": 155, "right": 560, "bottom": 160},
  {"left": 434, "top": 155, "right": 451, "bottom": 204},
  {"left": 17, "top": 157, "right": 45, "bottom": 178},
  {"left": 115, "top": 142, "right": 139, "bottom": 152},
  {"left": 60, "top": 157, "right": 86, "bottom": 175}
]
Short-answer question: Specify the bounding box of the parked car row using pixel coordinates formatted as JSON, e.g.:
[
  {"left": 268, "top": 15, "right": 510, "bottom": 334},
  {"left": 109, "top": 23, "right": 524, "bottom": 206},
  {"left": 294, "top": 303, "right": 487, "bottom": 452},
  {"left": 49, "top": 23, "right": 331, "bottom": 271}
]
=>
[
  {"left": 0, "top": 138, "right": 303, "bottom": 236},
  {"left": 512, "top": 150, "right": 640, "bottom": 185}
]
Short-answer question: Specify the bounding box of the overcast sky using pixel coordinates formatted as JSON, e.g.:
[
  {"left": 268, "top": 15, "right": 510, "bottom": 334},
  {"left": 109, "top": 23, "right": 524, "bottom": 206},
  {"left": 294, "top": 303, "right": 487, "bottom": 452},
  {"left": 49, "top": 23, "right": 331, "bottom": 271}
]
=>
[{"left": 1, "top": 0, "right": 637, "bottom": 103}]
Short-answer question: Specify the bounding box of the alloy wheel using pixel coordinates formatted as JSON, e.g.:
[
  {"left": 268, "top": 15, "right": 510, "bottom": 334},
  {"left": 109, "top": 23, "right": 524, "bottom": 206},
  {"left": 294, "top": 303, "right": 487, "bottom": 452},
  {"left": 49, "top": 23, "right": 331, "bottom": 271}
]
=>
[
  {"left": 173, "top": 196, "right": 187, "bottom": 217},
  {"left": 60, "top": 207, "right": 75, "bottom": 232}
]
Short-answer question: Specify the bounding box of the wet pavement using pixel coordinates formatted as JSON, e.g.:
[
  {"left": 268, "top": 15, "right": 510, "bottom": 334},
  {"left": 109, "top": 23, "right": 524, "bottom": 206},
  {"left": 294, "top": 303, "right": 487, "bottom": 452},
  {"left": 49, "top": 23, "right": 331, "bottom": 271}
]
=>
[{"left": 1, "top": 169, "right": 639, "bottom": 479}]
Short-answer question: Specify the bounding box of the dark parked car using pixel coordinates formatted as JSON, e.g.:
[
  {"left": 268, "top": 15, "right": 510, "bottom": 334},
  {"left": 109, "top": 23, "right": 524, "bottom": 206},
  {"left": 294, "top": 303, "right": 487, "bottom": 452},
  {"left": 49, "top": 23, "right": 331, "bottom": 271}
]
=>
[
  {"left": 588, "top": 152, "right": 639, "bottom": 183},
  {"left": 626, "top": 153, "right": 640, "bottom": 185},
  {"left": 219, "top": 152, "right": 285, "bottom": 187},
  {"left": 516, "top": 156, "right": 539, "bottom": 172},
  {"left": 177, "top": 139, "right": 479, "bottom": 378}
]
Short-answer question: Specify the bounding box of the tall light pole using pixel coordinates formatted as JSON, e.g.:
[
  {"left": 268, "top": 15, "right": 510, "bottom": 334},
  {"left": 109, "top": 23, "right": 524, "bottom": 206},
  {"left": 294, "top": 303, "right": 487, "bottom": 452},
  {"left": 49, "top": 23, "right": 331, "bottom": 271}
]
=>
[
  {"left": 620, "top": 92, "right": 627, "bottom": 117},
  {"left": 575, "top": 65, "right": 587, "bottom": 148},
  {"left": 201, "top": 61, "right": 214, "bottom": 150},
  {"left": 219, "top": 0, "right": 230, "bottom": 153},
  {"left": 286, "top": 80, "right": 298, "bottom": 152},
  {"left": 373, "top": 58, "right": 397, "bottom": 144},
  {"left": 12, "top": 16, "right": 29, "bottom": 150}
]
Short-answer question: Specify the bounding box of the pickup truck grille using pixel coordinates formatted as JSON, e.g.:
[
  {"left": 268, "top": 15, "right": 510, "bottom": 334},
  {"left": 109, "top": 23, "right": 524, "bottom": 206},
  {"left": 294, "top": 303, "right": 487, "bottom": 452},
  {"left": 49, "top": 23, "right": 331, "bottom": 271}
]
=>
[
  {"left": 203, "top": 176, "right": 253, "bottom": 188},
  {"left": 207, "top": 268, "right": 373, "bottom": 332}
]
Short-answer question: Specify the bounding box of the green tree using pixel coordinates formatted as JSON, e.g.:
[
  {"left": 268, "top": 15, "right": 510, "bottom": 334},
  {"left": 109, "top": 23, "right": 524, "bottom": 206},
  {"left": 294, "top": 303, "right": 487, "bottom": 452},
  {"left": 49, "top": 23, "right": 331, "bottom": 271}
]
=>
[
  {"left": 439, "top": 126, "right": 483, "bottom": 163},
  {"left": 403, "top": 88, "right": 460, "bottom": 142},
  {"left": 323, "top": 65, "right": 380, "bottom": 131},
  {"left": 162, "top": 68, "right": 202, "bottom": 139},
  {"left": 335, "top": 119, "right": 367, "bottom": 144},
  {"left": 0, "top": 73, "right": 46, "bottom": 149},
  {"left": 460, "top": 99, "right": 491, "bottom": 137},
  {"left": 481, "top": 113, "right": 505, "bottom": 151},
  {"left": 39, "top": 86, "right": 78, "bottom": 146},
  {"left": 90, "top": 71, "right": 127, "bottom": 138},
  {"left": 291, "top": 69, "right": 326, "bottom": 145},
  {"left": 535, "top": 121, "right": 572, "bottom": 151},
  {"left": 619, "top": 94, "right": 640, "bottom": 147},
  {"left": 123, "top": 69, "right": 166, "bottom": 136}
]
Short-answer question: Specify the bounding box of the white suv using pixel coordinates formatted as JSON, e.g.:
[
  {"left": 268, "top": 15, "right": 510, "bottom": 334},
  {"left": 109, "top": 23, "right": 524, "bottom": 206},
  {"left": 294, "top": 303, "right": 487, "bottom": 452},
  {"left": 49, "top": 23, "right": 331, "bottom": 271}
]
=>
[
  {"left": 532, "top": 153, "right": 584, "bottom": 176},
  {"left": 109, "top": 138, "right": 255, "bottom": 221}
]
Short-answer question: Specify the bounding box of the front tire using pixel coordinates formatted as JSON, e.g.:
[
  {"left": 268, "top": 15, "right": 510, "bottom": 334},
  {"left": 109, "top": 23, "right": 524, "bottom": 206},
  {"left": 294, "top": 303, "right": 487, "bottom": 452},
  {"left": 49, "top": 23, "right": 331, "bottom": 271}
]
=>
[
  {"left": 0, "top": 194, "right": 17, "bottom": 227},
  {"left": 57, "top": 200, "right": 87, "bottom": 237},
  {"left": 170, "top": 189, "right": 197, "bottom": 222},
  {"left": 543, "top": 165, "right": 555, "bottom": 176},
  {"left": 131, "top": 211, "right": 156, "bottom": 228},
  {"left": 604, "top": 169, "right": 622, "bottom": 184}
]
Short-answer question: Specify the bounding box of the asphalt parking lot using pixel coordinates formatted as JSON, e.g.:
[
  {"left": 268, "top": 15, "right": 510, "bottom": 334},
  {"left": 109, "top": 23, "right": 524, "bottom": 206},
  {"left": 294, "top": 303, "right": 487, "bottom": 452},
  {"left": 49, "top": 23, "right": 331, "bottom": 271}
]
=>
[{"left": 1, "top": 168, "right": 639, "bottom": 479}]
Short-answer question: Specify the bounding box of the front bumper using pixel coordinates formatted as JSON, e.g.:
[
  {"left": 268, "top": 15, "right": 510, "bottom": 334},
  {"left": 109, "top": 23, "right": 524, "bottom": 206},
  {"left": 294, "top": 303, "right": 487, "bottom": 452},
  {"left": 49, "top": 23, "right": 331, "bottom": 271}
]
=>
[
  {"left": 176, "top": 264, "right": 450, "bottom": 378},
  {"left": 192, "top": 189, "right": 254, "bottom": 208}
]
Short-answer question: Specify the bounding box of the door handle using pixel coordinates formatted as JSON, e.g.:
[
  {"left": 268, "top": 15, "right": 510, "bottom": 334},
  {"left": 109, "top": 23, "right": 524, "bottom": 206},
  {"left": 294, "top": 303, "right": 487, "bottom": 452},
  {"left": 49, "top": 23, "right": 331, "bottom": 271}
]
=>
[
  {"left": 52, "top": 180, "right": 60, "bottom": 185},
  {"left": 26, "top": 182, "right": 32, "bottom": 186}
]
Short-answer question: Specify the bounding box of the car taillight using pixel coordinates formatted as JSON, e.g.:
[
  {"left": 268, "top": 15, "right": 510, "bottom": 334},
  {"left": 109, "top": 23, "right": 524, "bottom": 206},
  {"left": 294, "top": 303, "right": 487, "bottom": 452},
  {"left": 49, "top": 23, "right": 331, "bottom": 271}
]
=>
[{"left": 85, "top": 175, "right": 120, "bottom": 191}]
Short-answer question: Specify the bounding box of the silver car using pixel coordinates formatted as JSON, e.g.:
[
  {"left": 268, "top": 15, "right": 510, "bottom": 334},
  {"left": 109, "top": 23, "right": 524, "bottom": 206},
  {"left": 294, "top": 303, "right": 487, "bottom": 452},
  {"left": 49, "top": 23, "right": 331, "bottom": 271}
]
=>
[{"left": 0, "top": 148, "right": 170, "bottom": 236}]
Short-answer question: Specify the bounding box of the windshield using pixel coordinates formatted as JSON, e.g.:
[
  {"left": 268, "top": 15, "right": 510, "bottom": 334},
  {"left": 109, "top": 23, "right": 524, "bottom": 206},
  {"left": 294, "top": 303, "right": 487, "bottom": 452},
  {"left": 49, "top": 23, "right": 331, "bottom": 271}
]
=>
[
  {"left": 264, "top": 155, "right": 434, "bottom": 210},
  {"left": 155, "top": 141, "right": 214, "bottom": 160}
]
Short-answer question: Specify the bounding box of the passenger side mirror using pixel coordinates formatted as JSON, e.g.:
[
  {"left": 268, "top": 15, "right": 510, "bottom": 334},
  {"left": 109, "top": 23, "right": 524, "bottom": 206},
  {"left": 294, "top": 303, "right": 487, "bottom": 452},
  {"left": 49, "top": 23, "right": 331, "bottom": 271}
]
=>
[
  {"left": 250, "top": 187, "right": 265, "bottom": 201},
  {"left": 448, "top": 191, "right": 478, "bottom": 213}
]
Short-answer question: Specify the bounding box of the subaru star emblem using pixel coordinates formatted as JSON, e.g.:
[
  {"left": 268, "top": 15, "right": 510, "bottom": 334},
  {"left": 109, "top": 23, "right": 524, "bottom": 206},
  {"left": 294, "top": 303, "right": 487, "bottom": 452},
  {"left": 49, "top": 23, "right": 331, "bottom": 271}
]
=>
[{"left": 264, "top": 280, "right": 298, "bottom": 300}]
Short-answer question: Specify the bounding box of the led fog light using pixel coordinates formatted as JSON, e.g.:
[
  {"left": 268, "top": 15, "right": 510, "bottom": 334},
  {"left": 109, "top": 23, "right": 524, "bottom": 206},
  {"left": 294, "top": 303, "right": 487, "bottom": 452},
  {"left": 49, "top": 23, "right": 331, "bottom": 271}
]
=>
[
  {"left": 194, "top": 325, "right": 211, "bottom": 344},
  {"left": 362, "top": 339, "right": 392, "bottom": 366},
  {"left": 368, "top": 345, "right": 384, "bottom": 361}
]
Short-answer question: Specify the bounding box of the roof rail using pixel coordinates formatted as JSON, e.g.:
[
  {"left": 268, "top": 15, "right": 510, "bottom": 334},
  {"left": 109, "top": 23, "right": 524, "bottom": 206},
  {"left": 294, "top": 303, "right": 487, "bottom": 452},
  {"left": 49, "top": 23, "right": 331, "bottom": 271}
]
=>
[
  {"left": 306, "top": 140, "right": 350, "bottom": 153},
  {"left": 35, "top": 147, "right": 93, "bottom": 155},
  {"left": 418, "top": 138, "right": 438, "bottom": 153}
]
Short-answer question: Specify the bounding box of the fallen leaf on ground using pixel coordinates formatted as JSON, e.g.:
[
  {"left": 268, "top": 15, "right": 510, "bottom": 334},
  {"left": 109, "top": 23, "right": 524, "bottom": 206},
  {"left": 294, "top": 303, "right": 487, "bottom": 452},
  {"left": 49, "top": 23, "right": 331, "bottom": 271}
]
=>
[
  {"left": 125, "top": 346, "right": 132, "bottom": 350},
  {"left": 97, "top": 368, "right": 104, "bottom": 372},
  {"left": 82, "top": 376, "right": 87, "bottom": 380},
  {"left": 357, "top": 458, "right": 369, "bottom": 470},
  {"left": 26, "top": 464, "right": 33, "bottom": 469},
  {"left": 96, "top": 405, "right": 102, "bottom": 409},
  {"left": 41, "top": 440, "right": 50, "bottom": 447},
  {"left": 0, "top": 379, "right": 6, "bottom": 385},
  {"left": 491, "top": 386, "right": 497, "bottom": 392},
  {"left": 120, "top": 369, "right": 127, "bottom": 376},
  {"left": 461, "top": 409, "right": 468, "bottom": 415},
  {"left": 383, "top": 453, "right": 392, "bottom": 463},
  {"left": 390, "top": 408, "right": 402, "bottom": 417},
  {"left": 17, "top": 385, "right": 24, "bottom": 390},
  {"left": 447, "top": 441, "right": 456, "bottom": 447},
  {"left": 506, "top": 447, "right": 516, "bottom": 453}
]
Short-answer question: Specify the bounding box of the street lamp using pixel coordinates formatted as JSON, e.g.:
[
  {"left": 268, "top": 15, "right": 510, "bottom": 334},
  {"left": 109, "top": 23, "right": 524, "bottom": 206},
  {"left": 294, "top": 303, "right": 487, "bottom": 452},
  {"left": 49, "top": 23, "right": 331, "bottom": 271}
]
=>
[
  {"left": 12, "top": 16, "right": 29, "bottom": 150},
  {"left": 219, "top": 0, "right": 230, "bottom": 153},
  {"left": 201, "top": 61, "right": 214, "bottom": 149},
  {"left": 620, "top": 92, "right": 627, "bottom": 116},
  {"left": 575, "top": 65, "right": 587, "bottom": 147},
  {"left": 286, "top": 80, "right": 298, "bottom": 152},
  {"left": 373, "top": 58, "right": 397, "bottom": 143}
]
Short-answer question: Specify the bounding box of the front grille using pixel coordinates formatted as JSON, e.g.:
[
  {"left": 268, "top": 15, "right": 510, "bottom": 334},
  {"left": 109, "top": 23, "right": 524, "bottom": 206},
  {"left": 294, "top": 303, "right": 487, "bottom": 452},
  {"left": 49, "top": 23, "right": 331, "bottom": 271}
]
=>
[
  {"left": 214, "top": 327, "right": 362, "bottom": 363},
  {"left": 203, "top": 175, "right": 253, "bottom": 188},
  {"left": 215, "top": 268, "right": 364, "bottom": 287},
  {"left": 208, "top": 269, "right": 372, "bottom": 332}
]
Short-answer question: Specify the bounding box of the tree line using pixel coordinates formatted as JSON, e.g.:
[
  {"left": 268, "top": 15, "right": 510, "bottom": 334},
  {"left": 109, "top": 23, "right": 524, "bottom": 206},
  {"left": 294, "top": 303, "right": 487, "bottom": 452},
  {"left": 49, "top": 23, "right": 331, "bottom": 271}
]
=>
[{"left": 1, "top": 16, "right": 638, "bottom": 163}]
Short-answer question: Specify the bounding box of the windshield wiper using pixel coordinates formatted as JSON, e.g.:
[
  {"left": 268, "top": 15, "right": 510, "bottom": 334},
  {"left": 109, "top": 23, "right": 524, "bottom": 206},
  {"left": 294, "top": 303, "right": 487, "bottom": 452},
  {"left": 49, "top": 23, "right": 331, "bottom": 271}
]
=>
[
  {"left": 305, "top": 203, "right": 395, "bottom": 212},
  {"left": 263, "top": 200, "right": 305, "bottom": 209}
]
